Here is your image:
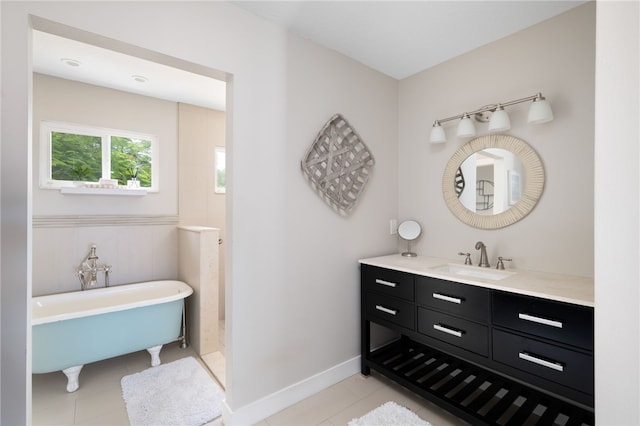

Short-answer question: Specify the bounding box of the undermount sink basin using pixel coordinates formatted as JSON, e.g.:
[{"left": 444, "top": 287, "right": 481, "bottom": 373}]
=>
[{"left": 430, "top": 263, "right": 515, "bottom": 281}]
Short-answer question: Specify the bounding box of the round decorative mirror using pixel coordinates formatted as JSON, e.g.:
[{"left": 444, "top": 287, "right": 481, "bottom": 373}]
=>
[
  {"left": 398, "top": 220, "right": 421, "bottom": 257},
  {"left": 442, "top": 134, "right": 544, "bottom": 229}
]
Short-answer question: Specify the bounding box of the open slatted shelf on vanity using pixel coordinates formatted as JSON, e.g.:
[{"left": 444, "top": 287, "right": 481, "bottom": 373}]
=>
[{"left": 368, "top": 338, "right": 594, "bottom": 426}]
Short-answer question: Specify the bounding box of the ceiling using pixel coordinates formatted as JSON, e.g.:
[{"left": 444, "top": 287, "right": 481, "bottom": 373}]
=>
[
  {"left": 32, "top": 1, "right": 585, "bottom": 110},
  {"left": 233, "top": 1, "right": 585, "bottom": 80},
  {"left": 32, "top": 30, "right": 228, "bottom": 111}
]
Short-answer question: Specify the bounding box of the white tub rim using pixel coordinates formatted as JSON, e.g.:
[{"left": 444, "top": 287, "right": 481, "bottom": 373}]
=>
[{"left": 32, "top": 280, "right": 192, "bottom": 326}]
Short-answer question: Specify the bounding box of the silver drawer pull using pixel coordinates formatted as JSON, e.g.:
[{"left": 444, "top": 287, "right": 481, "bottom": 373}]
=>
[
  {"left": 432, "top": 292, "right": 462, "bottom": 304},
  {"left": 518, "top": 352, "right": 564, "bottom": 372},
  {"left": 518, "top": 313, "right": 563, "bottom": 329},
  {"left": 375, "top": 305, "right": 397, "bottom": 316},
  {"left": 375, "top": 279, "right": 397, "bottom": 288},
  {"left": 433, "top": 323, "right": 463, "bottom": 338}
]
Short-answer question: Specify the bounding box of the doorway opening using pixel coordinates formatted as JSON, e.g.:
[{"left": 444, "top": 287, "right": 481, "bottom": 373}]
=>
[{"left": 31, "top": 15, "right": 230, "bottom": 394}]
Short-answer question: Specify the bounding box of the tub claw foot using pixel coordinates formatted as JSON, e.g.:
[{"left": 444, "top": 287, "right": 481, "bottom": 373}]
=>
[
  {"left": 62, "top": 365, "right": 83, "bottom": 392},
  {"left": 147, "top": 345, "right": 163, "bottom": 367}
]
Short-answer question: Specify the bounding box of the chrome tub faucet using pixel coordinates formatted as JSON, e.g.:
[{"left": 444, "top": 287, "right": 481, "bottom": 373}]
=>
[
  {"left": 77, "top": 245, "right": 111, "bottom": 290},
  {"left": 475, "top": 241, "right": 490, "bottom": 268}
]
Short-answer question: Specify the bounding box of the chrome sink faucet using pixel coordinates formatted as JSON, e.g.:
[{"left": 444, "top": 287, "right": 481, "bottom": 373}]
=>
[
  {"left": 475, "top": 241, "right": 490, "bottom": 268},
  {"left": 458, "top": 252, "right": 472, "bottom": 265},
  {"left": 77, "top": 245, "right": 111, "bottom": 290}
]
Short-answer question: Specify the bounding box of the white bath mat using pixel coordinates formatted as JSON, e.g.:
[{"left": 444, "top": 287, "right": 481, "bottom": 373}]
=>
[
  {"left": 349, "top": 401, "right": 433, "bottom": 426},
  {"left": 121, "top": 356, "right": 223, "bottom": 426}
]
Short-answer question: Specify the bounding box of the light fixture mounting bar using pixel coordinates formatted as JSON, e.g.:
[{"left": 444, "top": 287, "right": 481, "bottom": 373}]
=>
[{"left": 432, "top": 93, "right": 544, "bottom": 125}]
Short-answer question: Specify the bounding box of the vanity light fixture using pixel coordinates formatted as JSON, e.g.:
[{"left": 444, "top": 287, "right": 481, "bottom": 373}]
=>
[
  {"left": 429, "top": 92, "right": 554, "bottom": 144},
  {"left": 430, "top": 121, "right": 447, "bottom": 144},
  {"left": 528, "top": 94, "right": 555, "bottom": 124},
  {"left": 488, "top": 105, "right": 510, "bottom": 132},
  {"left": 456, "top": 113, "right": 476, "bottom": 138}
]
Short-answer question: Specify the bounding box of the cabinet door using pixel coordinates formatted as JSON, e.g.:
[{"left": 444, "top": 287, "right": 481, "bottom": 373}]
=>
[
  {"left": 493, "top": 292, "right": 593, "bottom": 350},
  {"left": 363, "top": 265, "right": 415, "bottom": 301},
  {"left": 416, "top": 276, "right": 490, "bottom": 323},
  {"left": 418, "top": 308, "right": 488, "bottom": 356}
]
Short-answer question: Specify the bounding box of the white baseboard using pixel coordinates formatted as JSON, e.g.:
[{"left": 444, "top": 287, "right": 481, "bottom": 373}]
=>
[{"left": 221, "top": 355, "right": 361, "bottom": 425}]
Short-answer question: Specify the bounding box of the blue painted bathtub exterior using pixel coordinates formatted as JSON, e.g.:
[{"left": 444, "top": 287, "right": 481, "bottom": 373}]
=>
[{"left": 32, "top": 299, "right": 183, "bottom": 374}]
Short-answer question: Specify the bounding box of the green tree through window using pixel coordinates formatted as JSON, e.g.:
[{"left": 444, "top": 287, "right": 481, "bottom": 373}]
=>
[
  {"left": 43, "top": 122, "right": 157, "bottom": 190},
  {"left": 110, "top": 136, "right": 152, "bottom": 187},
  {"left": 51, "top": 132, "right": 102, "bottom": 182}
]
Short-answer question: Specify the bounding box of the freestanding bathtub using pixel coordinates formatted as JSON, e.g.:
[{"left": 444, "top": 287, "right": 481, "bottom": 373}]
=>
[{"left": 32, "top": 280, "right": 193, "bottom": 392}]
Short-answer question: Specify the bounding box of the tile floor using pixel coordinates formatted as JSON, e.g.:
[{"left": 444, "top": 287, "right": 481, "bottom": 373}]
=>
[
  {"left": 32, "top": 317, "right": 466, "bottom": 426},
  {"left": 202, "top": 320, "right": 226, "bottom": 388},
  {"left": 258, "top": 371, "right": 468, "bottom": 426},
  {"left": 32, "top": 342, "right": 212, "bottom": 425}
]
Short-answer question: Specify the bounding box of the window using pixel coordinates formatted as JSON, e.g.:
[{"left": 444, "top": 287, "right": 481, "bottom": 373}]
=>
[
  {"left": 40, "top": 122, "right": 157, "bottom": 190},
  {"left": 215, "top": 146, "right": 226, "bottom": 194}
]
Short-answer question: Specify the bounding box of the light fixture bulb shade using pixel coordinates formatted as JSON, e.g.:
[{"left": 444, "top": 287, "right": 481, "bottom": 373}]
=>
[
  {"left": 457, "top": 115, "right": 476, "bottom": 138},
  {"left": 488, "top": 108, "right": 511, "bottom": 132},
  {"left": 430, "top": 124, "right": 446, "bottom": 144},
  {"left": 528, "top": 98, "right": 554, "bottom": 123}
]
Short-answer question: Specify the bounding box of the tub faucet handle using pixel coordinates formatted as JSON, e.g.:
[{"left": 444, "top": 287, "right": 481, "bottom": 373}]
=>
[
  {"left": 103, "top": 265, "right": 111, "bottom": 288},
  {"left": 88, "top": 245, "right": 98, "bottom": 260},
  {"left": 458, "top": 252, "right": 472, "bottom": 265}
]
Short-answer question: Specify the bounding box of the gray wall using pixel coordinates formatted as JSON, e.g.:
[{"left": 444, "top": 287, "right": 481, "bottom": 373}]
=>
[
  {"left": 1, "top": 2, "right": 398, "bottom": 423},
  {"left": 398, "top": 4, "right": 595, "bottom": 277},
  {"left": 32, "top": 74, "right": 179, "bottom": 296},
  {"left": 178, "top": 104, "right": 226, "bottom": 319},
  {"left": 594, "top": 1, "right": 640, "bottom": 423}
]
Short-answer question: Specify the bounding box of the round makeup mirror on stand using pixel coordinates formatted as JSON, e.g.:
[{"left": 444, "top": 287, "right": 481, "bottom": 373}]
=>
[{"left": 398, "top": 220, "right": 421, "bottom": 257}]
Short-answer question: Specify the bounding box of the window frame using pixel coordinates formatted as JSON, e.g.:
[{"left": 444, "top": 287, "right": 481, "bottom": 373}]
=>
[{"left": 40, "top": 121, "right": 159, "bottom": 191}]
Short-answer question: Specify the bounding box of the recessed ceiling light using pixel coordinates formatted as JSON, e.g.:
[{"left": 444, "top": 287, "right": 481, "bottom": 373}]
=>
[
  {"left": 60, "top": 58, "right": 81, "bottom": 67},
  {"left": 132, "top": 75, "right": 149, "bottom": 83}
]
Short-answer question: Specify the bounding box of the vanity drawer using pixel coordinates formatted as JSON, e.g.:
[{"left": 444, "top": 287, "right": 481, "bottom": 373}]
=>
[
  {"left": 416, "top": 276, "right": 490, "bottom": 323},
  {"left": 366, "top": 292, "right": 415, "bottom": 330},
  {"left": 363, "top": 265, "right": 414, "bottom": 301},
  {"left": 493, "top": 329, "right": 593, "bottom": 395},
  {"left": 492, "top": 292, "right": 593, "bottom": 350},
  {"left": 417, "top": 308, "right": 488, "bottom": 356}
]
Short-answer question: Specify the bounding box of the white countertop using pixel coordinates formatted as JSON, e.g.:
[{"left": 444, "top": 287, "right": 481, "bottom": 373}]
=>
[{"left": 359, "top": 254, "right": 594, "bottom": 307}]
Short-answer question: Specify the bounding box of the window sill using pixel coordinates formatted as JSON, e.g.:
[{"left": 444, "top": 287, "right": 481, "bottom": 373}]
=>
[{"left": 59, "top": 187, "right": 148, "bottom": 196}]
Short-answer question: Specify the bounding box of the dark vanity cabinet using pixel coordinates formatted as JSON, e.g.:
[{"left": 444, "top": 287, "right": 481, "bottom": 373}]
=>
[
  {"left": 364, "top": 267, "right": 415, "bottom": 330},
  {"left": 491, "top": 292, "right": 594, "bottom": 399},
  {"left": 416, "top": 276, "right": 491, "bottom": 357},
  {"left": 361, "top": 264, "right": 594, "bottom": 426}
]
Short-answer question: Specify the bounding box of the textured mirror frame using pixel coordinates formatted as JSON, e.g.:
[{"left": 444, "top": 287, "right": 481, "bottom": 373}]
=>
[{"left": 442, "top": 134, "right": 545, "bottom": 229}]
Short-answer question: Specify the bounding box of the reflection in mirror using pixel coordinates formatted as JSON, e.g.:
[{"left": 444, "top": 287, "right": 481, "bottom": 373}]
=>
[
  {"left": 454, "top": 168, "right": 465, "bottom": 197},
  {"left": 442, "top": 135, "right": 544, "bottom": 230},
  {"left": 458, "top": 149, "right": 524, "bottom": 215},
  {"left": 398, "top": 220, "right": 421, "bottom": 257}
]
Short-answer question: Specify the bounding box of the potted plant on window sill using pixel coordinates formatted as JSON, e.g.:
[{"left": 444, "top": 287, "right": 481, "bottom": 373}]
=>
[{"left": 127, "top": 164, "right": 140, "bottom": 188}]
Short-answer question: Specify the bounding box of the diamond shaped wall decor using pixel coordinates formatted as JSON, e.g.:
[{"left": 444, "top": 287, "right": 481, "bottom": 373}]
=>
[{"left": 301, "top": 114, "right": 375, "bottom": 216}]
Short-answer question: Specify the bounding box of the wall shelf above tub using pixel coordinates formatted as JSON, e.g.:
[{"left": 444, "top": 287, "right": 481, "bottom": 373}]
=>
[{"left": 60, "top": 187, "right": 148, "bottom": 196}]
